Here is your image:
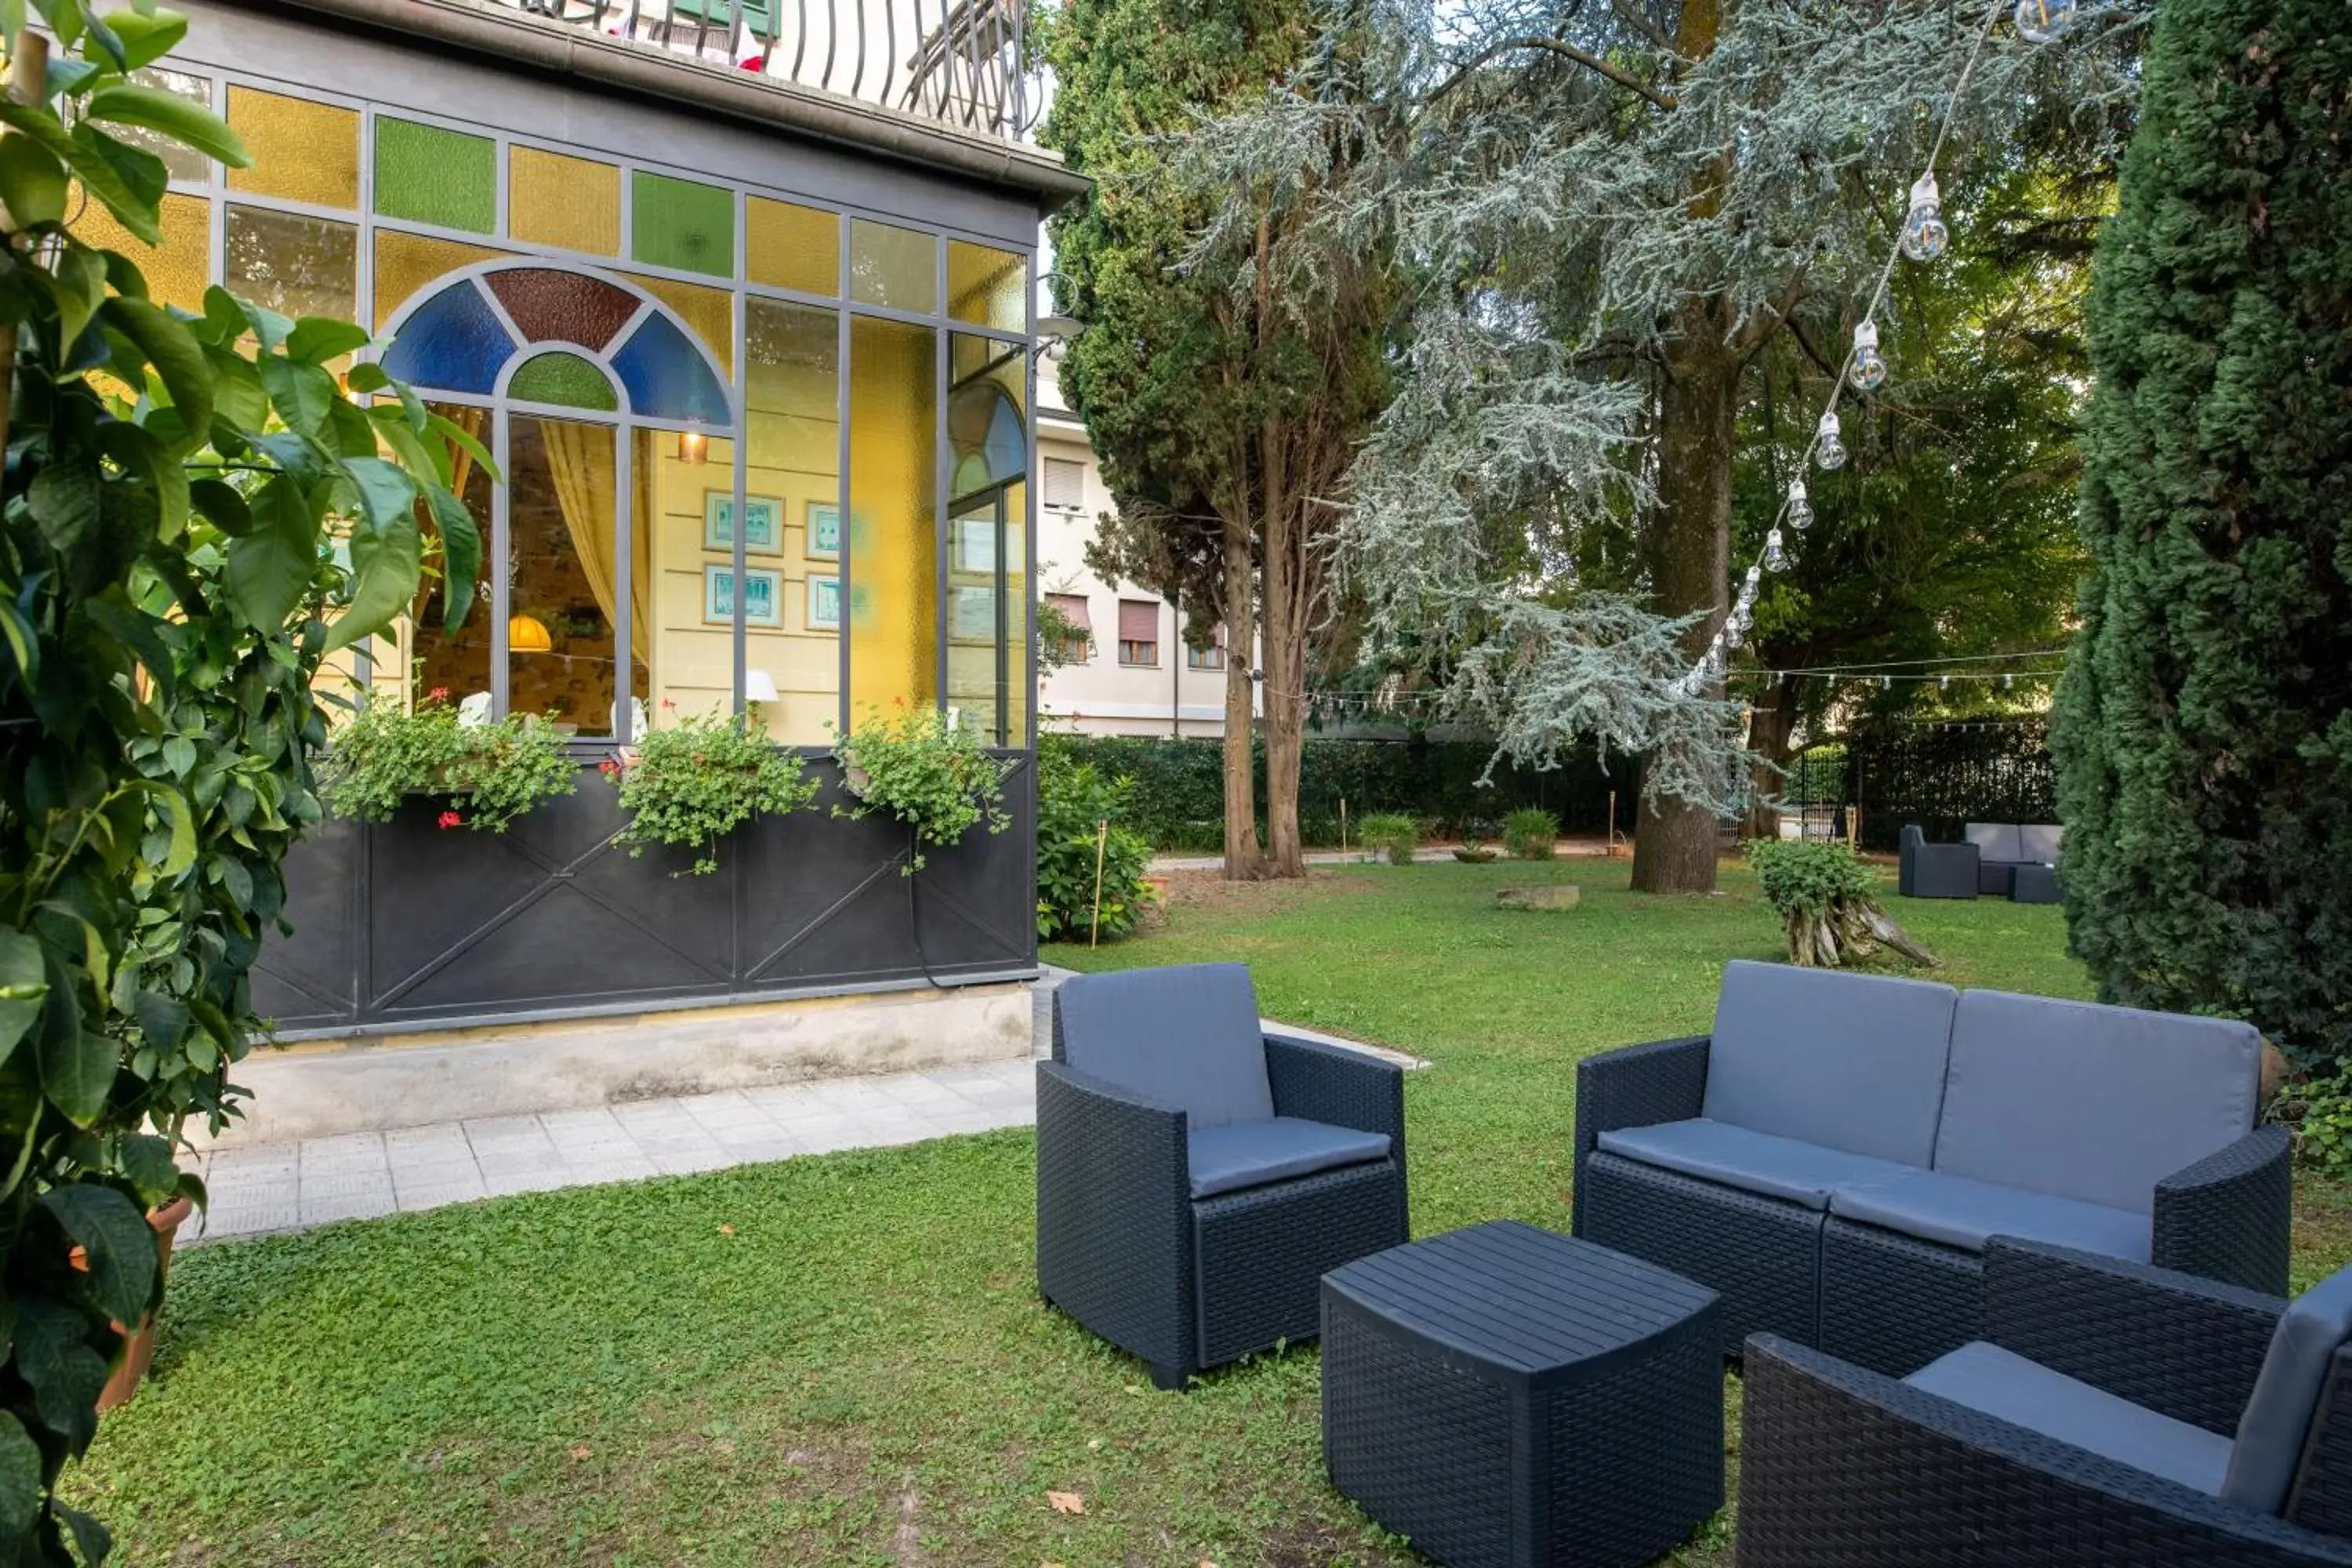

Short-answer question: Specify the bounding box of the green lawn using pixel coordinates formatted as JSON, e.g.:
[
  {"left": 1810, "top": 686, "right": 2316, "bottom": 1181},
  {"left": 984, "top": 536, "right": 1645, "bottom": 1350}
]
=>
[{"left": 71, "top": 860, "right": 2351, "bottom": 1566}]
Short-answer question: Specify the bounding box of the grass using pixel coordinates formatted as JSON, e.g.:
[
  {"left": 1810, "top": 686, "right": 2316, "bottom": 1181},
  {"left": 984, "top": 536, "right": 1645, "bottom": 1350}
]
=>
[{"left": 71, "top": 858, "right": 2346, "bottom": 1566}]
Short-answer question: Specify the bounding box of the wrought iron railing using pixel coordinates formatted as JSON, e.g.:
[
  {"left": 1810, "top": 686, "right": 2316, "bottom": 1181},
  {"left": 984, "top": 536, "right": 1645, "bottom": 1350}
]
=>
[{"left": 496, "top": 0, "right": 1036, "bottom": 138}]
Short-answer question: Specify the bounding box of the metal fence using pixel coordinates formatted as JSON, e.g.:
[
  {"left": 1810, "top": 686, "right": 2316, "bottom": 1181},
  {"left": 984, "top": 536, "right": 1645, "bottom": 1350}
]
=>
[{"left": 489, "top": 0, "right": 1036, "bottom": 137}]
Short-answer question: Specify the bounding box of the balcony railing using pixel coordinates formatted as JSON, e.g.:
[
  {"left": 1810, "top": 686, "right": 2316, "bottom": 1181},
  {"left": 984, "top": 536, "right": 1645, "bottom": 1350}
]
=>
[{"left": 493, "top": 0, "right": 1036, "bottom": 139}]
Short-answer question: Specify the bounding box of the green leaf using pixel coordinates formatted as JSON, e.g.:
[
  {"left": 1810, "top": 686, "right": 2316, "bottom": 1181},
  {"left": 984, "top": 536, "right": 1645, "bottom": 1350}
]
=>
[
  {"left": 0, "top": 928, "right": 48, "bottom": 1066},
  {"left": 100, "top": 296, "right": 213, "bottom": 444},
  {"left": 203, "top": 349, "right": 267, "bottom": 432},
  {"left": 41, "top": 1185, "right": 158, "bottom": 1326},
  {"left": 53, "top": 241, "right": 111, "bottom": 368},
  {"left": 117, "top": 1131, "right": 180, "bottom": 1208},
  {"left": 9, "top": 1296, "right": 105, "bottom": 1453},
  {"left": 97, "top": 416, "right": 188, "bottom": 539},
  {"left": 425, "top": 483, "right": 482, "bottom": 630},
  {"left": 82, "top": 599, "right": 172, "bottom": 695},
  {"left": 343, "top": 361, "right": 391, "bottom": 394},
  {"left": 0, "top": 130, "right": 68, "bottom": 227},
  {"left": 222, "top": 477, "right": 317, "bottom": 631},
  {"left": 100, "top": 5, "right": 189, "bottom": 69},
  {"left": 0, "top": 1412, "right": 39, "bottom": 1539},
  {"left": 71, "top": 115, "right": 167, "bottom": 214},
  {"left": 1, "top": 0, "right": 24, "bottom": 69},
  {"left": 45, "top": 53, "right": 100, "bottom": 97},
  {"left": 38, "top": 1028, "right": 118, "bottom": 1128},
  {"left": 132, "top": 779, "right": 197, "bottom": 877},
  {"left": 284, "top": 315, "right": 370, "bottom": 365},
  {"left": 27, "top": 461, "right": 102, "bottom": 551},
  {"left": 325, "top": 511, "right": 423, "bottom": 653},
  {"left": 0, "top": 599, "right": 37, "bottom": 684},
  {"left": 55, "top": 1500, "right": 112, "bottom": 1568},
  {"left": 338, "top": 456, "right": 417, "bottom": 528},
  {"left": 427, "top": 410, "right": 499, "bottom": 482},
  {"left": 256, "top": 354, "right": 337, "bottom": 441}
]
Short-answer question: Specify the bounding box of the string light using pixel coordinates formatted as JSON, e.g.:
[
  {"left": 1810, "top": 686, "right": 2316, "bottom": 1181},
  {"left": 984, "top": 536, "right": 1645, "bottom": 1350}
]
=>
[
  {"left": 1848, "top": 321, "right": 1888, "bottom": 392},
  {"left": 1901, "top": 172, "right": 1949, "bottom": 263},
  {"left": 1763, "top": 528, "right": 1790, "bottom": 573},
  {"left": 2013, "top": 0, "right": 2077, "bottom": 43},
  {"left": 1787, "top": 479, "right": 1813, "bottom": 531},
  {"left": 1814, "top": 409, "right": 1848, "bottom": 471}
]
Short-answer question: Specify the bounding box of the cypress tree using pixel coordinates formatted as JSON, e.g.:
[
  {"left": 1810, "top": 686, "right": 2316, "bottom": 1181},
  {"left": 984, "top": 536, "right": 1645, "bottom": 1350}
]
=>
[{"left": 2053, "top": 0, "right": 2352, "bottom": 1067}]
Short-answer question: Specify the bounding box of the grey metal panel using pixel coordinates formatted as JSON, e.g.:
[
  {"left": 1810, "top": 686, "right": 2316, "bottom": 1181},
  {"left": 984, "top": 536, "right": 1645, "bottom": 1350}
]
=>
[{"left": 254, "top": 757, "right": 1037, "bottom": 1034}]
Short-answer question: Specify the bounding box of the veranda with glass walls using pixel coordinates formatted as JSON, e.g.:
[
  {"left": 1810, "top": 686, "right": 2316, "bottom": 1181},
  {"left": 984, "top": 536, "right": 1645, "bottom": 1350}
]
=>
[{"left": 128, "top": 1, "right": 1066, "bottom": 1037}]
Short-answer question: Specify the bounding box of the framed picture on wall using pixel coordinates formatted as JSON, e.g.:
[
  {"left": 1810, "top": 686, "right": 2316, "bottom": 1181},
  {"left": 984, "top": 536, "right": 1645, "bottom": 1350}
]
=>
[
  {"left": 807, "top": 573, "right": 841, "bottom": 631},
  {"left": 704, "top": 492, "right": 783, "bottom": 554},
  {"left": 704, "top": 564, "right": 783, "bottom": 627},
  {"left": 806, "top": 501, "right": 842, "bottom": 561}
]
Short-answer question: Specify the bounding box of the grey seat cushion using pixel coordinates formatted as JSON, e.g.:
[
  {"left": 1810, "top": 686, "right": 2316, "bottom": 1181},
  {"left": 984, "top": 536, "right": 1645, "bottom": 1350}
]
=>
[
  {"left": 2017, "top": 823, "right": 2064, "bottom": 863},
  {"left": 1597, "top": 1118, "right": 1913, "bottom": 1210},
  {"left": 2222, "top": 1265, "right": 2352, "bottom": 1514},
  {"left": 1965, "top": 822, "right": 2024, "bottom": 862},
  {"left": 1702, "top": 960, "right": 1960, "bottom": 1167},
  {"left": 1830, "top": 1168, "right": 2149, "bottom": 1261},
  {"left": 1187, "top": 1116, "right": 1391, "bottom": 1200},
  {"left": 1933, "top": 990, "right": 2261, "bottom": 1214},
  {"left": 1055, "top": 964, "right": 1275, "bottom": 1130},
  {"left": 1907, "top": 1341, "right": 2231, "bottom": 1496}
]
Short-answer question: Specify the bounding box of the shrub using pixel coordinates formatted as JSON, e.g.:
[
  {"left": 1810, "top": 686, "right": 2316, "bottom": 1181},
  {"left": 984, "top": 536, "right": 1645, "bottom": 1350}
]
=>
[
  {"left": 1744, "top": 840, "right": 1936, "bottom": 970},
  {"left": 833, "top": 703, "right": 1014, "bottom": 872},
  {"left": 1359, "top": 811, "right": 1421, "bottom": 866},
  {"left": 1036, "top": 742, "right": 1152, "bottom": 941},
  {"left": 2289, "top": 1078, "right": 2352, "bottom": 1181},
  {"left": 608, "top": 713, "right": 819, "bottom": 875},
  {"left": 315, "top": 691, "right": 577, "bottom": 833},
  {"left": 1502, "top": 808, "right": 1559, "bottom": 860}
]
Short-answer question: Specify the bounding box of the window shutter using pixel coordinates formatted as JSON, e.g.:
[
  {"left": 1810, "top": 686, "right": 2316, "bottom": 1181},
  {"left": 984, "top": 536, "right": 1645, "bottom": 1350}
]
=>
[
  {"left": 1117, "top": 600, "right": 1159, "bottom": 642},
  {"left": 1043, "top": 457, "right": 1085, "bottom": 509},
  {"left": 1047, "top": 593, "right": 1091, "bottom": 630}
]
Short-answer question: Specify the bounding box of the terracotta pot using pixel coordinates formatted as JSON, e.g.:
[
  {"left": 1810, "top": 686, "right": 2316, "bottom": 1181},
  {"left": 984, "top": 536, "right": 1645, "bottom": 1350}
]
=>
[{"left": 97, "top": 1196, "right": 195, "bottom": 1414}]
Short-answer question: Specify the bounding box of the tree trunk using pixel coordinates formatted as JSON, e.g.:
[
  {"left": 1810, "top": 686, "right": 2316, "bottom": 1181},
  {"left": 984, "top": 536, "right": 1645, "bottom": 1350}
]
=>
[
  {"left": 1631, "top": 324, "right": 1740, "bottom": 895},
  {"left": 1258, "top": 466, "right": 1307, "bottom": 880},
  {"left": 1219, "top": 511, "right": 1262, "bottom": 880},
  {"left": 1741, "top": 680, "right": 1800, "bottom": 840}
]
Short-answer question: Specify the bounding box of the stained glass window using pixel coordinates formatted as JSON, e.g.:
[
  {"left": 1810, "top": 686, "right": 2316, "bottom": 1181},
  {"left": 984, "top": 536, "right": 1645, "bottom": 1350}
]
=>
[
  {"left": 611, "top": 312, "right": 731, "bottom": 423},
  {"left": 622, "top": 272, "right": 734, "bottom": 379},
  {"left": 848, "top": 316, "right": 937, "bottom": 714},
  {"left": 510, "top": 147, "right": 620, "bottom": 256},
  {"left": 224, "top": 205, "right": 357, "bottom": 324},
  {"left": 747, "top": 197, "right": 837, "bottom": 296},
  {"left": 226, "top": 87, "right": 358, "bottom": 208},
  {"left": 374, "top": 118, "right": 495, "bottom": 234},
  {"left": 74, "top": 191, "right": 209, "bottom": 311},
  {"left": 948, "top": 241, "right": 1026, "bottom": 332},
  {"left": 630, "top": 172, "right": 733, "bottom": 278},
  {"left": 375, "top": 230, "right": 509, "bottom": 329},
  {"left": 849, "top": 220, "right": 936, "bottom": 312},
  {"left": 510, "top": 351, "right": 619, "bottom": 411},
  {"left": 118, "top": 68, "right": 213, "bottom": 183},
  {"left": 382, "top": 279, "right": 515, "bottom": 394},
  {"left": 487, "top": 269, "right": 641, "bottom": 351}
]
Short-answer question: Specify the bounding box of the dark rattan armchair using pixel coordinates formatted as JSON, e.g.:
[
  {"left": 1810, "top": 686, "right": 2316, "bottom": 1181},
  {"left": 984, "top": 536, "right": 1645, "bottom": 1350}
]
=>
[
  {"left": 1036, "top": 964, "right": 1408, "bottom": 1390},
  {"left": 1738, "top": 1240, "right": 2352, "bottom": 1567},
  {"left": 1898, "top": 822, "right": 1980, "bottom": 899}
]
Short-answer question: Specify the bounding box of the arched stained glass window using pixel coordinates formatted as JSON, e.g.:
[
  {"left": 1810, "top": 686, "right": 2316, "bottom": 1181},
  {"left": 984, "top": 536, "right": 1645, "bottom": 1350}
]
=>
[{"left": 382, "top": 263, "right": 731, "bottom": 424}]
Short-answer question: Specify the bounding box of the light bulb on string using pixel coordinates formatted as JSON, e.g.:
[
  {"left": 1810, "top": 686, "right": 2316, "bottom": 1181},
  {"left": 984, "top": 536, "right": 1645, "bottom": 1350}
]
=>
[
  {"left": 1723, "top": 619, "right": 1744, "bottom": 652},
  {"left": 2004, "top": 673, "right": 2015, "bottom": 690},
  {"left": 1940, "top": 674, "right": 1951, "bottom": 691},
  {"left": 1732, "top": 601, "right": 1752, "bottom": 633},
  {"left": 1763, "top": 528, "right": 1790, "bottom": 573},
  {"left": 1879, "top": 675, "right": 1892, "bottom": 691},
  {"left": 2013, "top": 0, "right": 2077, "bottom": 43},
  {"left": 1816, "top": 410, "right": 1847, "bottom": 471},
  {"left": 1848, "top": 320, "right": 1888, "bottom": 393},
  {"left": 1901, "top": 172, "right": 1949, "bottom": 263},
  {"left": 1787, "top": 479, "right": 1813, "bottom": 532},
  {"left": 1744, "top": 563, "right": 1762, "bottom": 590}
]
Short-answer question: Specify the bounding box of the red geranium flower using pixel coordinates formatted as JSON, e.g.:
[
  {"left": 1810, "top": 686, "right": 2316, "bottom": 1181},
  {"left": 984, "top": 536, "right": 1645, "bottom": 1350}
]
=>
[
  {"left": 437, "top": 811, "right": 463, "bottom": 829},
  {"left": 428, "top": 686, "right": 450, "bottom": 702}
]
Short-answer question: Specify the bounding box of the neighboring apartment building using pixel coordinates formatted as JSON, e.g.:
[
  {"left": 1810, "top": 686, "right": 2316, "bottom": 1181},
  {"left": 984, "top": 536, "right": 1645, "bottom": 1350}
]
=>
[{"left": 1036, "top": 373, "right": 1256, "bottom": 737}]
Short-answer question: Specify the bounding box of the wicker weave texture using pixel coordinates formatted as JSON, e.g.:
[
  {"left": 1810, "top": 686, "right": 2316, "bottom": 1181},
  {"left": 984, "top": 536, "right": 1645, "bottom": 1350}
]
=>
[
  {"left": 1034, "top": 1061, "right": 1193, "bottom": 1374},
  {"left": 1736, "top": 1334, "right": 2352, "bottom": 1568},
  {"left": 1817, "top": 1218, "right": 1981, "bottom": 1377},
  {"left": 2155, "top": 1126, "right": 2294, "bottom": 1296},
  {"left": 1195, "top": 1158, "right": 1406, "bottom": 1367},
  {"left": 1544, "top": 1309, "right": 1723, "bottom": 1567},
  {"left": 1266, "top": 1033, "right": 1408, "bottom": 1145},
  {"left": 1579, "top": 1152, "right": 1820, "bottom": 1358},
  {"left": 2287, "top": 1347, "right": 2352, "bottom": 1538},
  {"left": 1570, "top": 1036, "right": 1709, "bottom": 1236}
]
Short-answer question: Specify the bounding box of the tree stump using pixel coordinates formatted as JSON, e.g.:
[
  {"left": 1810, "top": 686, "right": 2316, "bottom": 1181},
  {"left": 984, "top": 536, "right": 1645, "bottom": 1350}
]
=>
[{"left": 1784, "top": 895, "right": 1937, "bottom": 969}]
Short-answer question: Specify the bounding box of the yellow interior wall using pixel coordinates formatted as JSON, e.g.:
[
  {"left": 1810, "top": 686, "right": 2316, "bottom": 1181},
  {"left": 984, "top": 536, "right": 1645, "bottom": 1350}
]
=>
[{"left": 848, "top": 317, "right": 936, "bottom": 721}]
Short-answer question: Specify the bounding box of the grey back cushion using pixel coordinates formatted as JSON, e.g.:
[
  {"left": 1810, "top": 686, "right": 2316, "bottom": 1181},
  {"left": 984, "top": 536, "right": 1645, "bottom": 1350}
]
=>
[
  {"left": 1965, "top": 822, "right": 2024, "bottom": 862},
  {"left": 1934, "top": 990, "right": 2259, "bottom": 1214},
  {"left": 1054, "top": 963, "right": 1276, "bottom": 1129},
  {"left": 2017, "top": 823, "right": 2064, "bottom": 863},
  {"left": 1702, "top": 960, "right": 1961, "bottom": 1167},
  {"left": 2222, "top": 1265, "right": 2352, "bottom": 1515}
]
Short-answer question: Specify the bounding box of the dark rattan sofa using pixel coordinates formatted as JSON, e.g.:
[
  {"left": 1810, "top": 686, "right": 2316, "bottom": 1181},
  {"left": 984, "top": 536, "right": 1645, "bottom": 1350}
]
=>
[
  {"left": 1036, "top": 963, "right": 1408, "bottom": 1391},
  {"left": 1738, "top": 1239, "right": 2352, "bottom": 1567},
  {"left": 1573, "top": 960, "right": 2288, "bottom": 1374}
]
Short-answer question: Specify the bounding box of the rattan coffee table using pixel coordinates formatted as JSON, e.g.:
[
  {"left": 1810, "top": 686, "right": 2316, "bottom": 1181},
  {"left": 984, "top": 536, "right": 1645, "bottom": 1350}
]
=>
[{"left": 1322, "top": 1221, "right": 1722, "bottom": 1568}]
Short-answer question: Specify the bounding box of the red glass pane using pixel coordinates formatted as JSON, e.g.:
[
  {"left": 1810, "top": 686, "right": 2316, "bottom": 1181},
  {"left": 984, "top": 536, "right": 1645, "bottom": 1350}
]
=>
[{"left": 487, "top": 267, "right": 642, "bottom": 352}]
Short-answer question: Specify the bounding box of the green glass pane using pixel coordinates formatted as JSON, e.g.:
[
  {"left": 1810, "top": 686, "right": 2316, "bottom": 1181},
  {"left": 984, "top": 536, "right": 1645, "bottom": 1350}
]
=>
[
  {"left": 375, "top": 118, "right": 495, "bottom": 234},
  {"left": 509, "top": 351, "right": 619, "bottom": 411},
  {"left": 631, "top": 172, "right": 734, "bottom": 278}
]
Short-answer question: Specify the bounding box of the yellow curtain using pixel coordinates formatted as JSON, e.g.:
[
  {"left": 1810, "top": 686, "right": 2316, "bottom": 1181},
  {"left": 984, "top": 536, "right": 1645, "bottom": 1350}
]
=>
[{"left": 536, "top": 419, "right": 646, "bottom": 666}]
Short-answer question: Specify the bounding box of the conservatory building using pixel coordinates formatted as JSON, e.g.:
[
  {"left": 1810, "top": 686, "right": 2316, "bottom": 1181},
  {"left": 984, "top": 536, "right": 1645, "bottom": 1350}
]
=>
[{"left": 100, "top": 0, "right": 1081, "bottom": 1133}]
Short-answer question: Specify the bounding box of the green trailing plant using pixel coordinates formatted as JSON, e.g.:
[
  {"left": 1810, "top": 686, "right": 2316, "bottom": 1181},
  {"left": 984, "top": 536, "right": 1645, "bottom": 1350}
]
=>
[
  {"left": 606, "top": 712, "right": 818, "bottom": 876},
  {"left": 1502, "top": 808, "right": 1558, "bottom": 861},
  {"left": 0, "top": 9, "right": 481, "bottom": 1559},
  {"left": 2287, "top": 1077, "right": 2352, "bottom": 1181},
  {"left": 832, "top": 702, "right": 1013, "bottom": 873},
  {"left": 1358, "top": 811, "right": 1419, "bottom": 866},
  {"left": 314, "top": 692, "right": 575, "bottom": 833},
  {"left": 1745, "top": 840, "right": 1936, "bottom": 971},
  {"left": 1035, "top": 741, "right": 1151, "bottom": 941}
]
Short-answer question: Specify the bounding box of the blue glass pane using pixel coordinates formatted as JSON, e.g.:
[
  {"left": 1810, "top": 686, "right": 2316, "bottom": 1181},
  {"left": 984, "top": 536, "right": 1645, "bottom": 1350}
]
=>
[
  {"left": 382, "top": 278, "right": 515, "bottom": 394},
  {"left": 949, "top": 383, "right": 1027, "bottom": 497},
  {"left": 611, "top": 311, "right": 730, "bottom": 423}
]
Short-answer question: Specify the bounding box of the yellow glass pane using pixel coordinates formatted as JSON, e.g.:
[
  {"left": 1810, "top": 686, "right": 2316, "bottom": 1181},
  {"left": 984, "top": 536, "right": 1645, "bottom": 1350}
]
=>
[
  {"left": 948, "top": 240, "right": 1026, "bottom": 332},
  {"left": 746, "top": 197, "right": 838, "bottom": 296},
  {"left": 848, "top": 315, "right": 936, "bottom": 715},
  {"left": 72, "top": 191, "right": 210, "bottom": 312},
  {"left": 639, "top": 430, "right": 747, "bottom": 726},
  {"left": 226, "top": 86, "right": 358, "bottom": 209},
  {"left": 622, "top": 270, "right": 734, "bottom": 382},
  {"left": 375, "top": 230, "right": 510, "bottom": 330},
  {"left": 510, "top": 146, "right": 620, "bottom": 256},
  {"left": 746, "top": 297, "right": 843, "bottom": 744},
  {"left": 849, "top": 219, "right": 936, "bottom": 312}
]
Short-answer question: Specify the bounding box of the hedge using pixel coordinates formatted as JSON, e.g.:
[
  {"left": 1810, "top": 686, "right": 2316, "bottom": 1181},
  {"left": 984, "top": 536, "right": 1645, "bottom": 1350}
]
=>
[
  {"left": 1844, "top": 717, "right": 2055, "bottom": 851},
  {"left": 1043, "top": 733, "right": 1635, "bottom": 851}
]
